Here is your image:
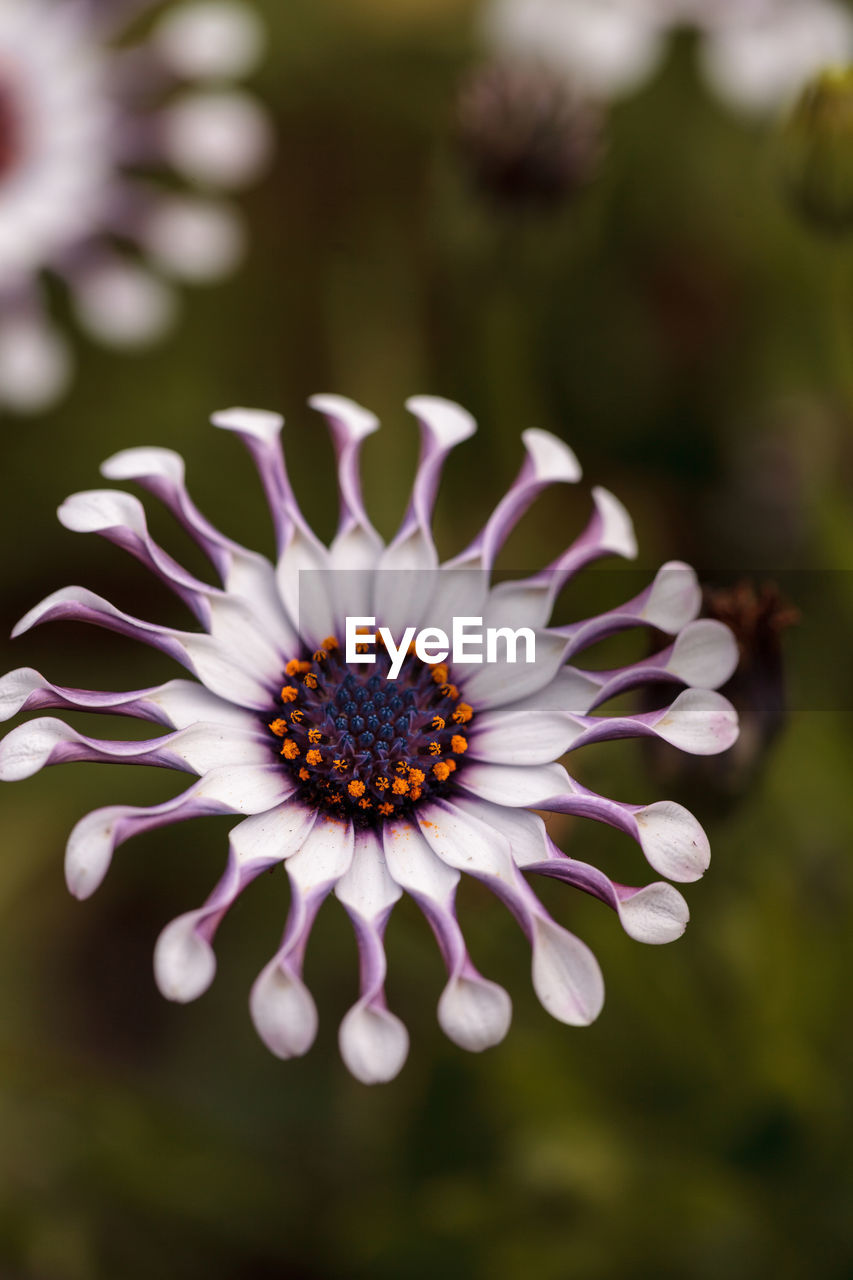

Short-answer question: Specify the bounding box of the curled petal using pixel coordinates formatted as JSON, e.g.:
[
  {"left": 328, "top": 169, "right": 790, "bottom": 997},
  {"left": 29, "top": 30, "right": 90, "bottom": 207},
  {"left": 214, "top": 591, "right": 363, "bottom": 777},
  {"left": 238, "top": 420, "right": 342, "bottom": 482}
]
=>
[
  {"left": 12, "top": 586, "right": 276, "bottom": 709},
  {"left": 339, "top": 1005, "right": 409, "bottom": 1085},
  {"left": 525, "top": 852, "right": 690, "bottom": 944},
  {"left": 556, "top": 561, "right": 702, "bottom": 656},
  {"left": 447, "top": 427, "right": 581, "bottom": 575},
  {"left": 161, "top": 91, "right": 273, "bottom": 188},
  {"left": 561, "top": 688, "right": 740, "bottom": 756},
  {"left": 418, "top": 801, "right": 604, "bottom": 1027},
  {"left": 154, "top": 799, "right": 316, "bottom": 1002},
  {"left": 383, "top": 822, "right": 511, "bottom": 1052},
  {"left": 64, "top": 765, "right": 294, "bottom": 900},
  {"left": 250, "top": 818, "right": 354, "bottom": 1059}
]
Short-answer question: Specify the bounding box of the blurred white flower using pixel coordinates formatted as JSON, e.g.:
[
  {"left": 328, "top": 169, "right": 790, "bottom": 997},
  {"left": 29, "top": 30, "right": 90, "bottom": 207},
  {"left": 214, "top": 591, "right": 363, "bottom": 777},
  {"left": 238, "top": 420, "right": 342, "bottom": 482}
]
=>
[
  {"left": 0, "top": 0, "right": 271, "bottom": 414},
  {"left": 482, "top": 0, "right": 853, "bottom": 113}
]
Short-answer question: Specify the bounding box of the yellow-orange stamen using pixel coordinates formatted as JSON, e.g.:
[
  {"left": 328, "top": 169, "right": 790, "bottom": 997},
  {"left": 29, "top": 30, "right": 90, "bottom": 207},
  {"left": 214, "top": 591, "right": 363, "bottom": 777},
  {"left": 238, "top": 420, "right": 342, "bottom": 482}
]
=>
[
  {"left": 451, "top": 734, "right": 468, "bottom": 754},
  {"left": 268, "top": 718, "right": 288, "bottom": 737},
  {"left": 313, "top": 648, "right": 328, "bottom": 663},
  {"left": 375, "top": 776, "right": 389, "bottom": 791},
  {"left": 281, "top": 740, "right": 300, "bottom": 760},
  {"left": 348, "top": 779, "right": 366, "bottom": 798},
  {"left": 280, "top": 685, "right": 298, "bottom": 703},
  {"left": 431, "top": 715, "right": 446, "bottom": 731},
  {"left": 303, "top": 672, "right": 318, "bottom": 690},
  {"left": 433, "top": 761, "right": 451, "bottom": 782},
  {"left": 333, "top": 758, "right": 348, "bottom": 773},
  {"left": 306, "top": 749, "right": 322, "bottom": 766},
  {"left": 322, "top": 635, "right": 339, "bottom": 651},
  {"left": 378, "top": 802, "right": 395, "bottom": 817},
  {"left": 298, "top": 767, "right": 310, "bottom": 781},
  {"left": 428, "top": 741, "right": 442, "bottom": 756},
  {"left": 290, "top": 709, "right": 304, "bottom": 723},
  {"left": 431, "top": 664, "right": 449, "bottom": 685},
  {"left": 452, "top": 703, "right": 473, "bottom": 724},
  {"left": 308, "top": 728, "right": 322, "bottom": 744},
  {"left": 285, "top": 659, "right": 311, "bottom": 677},
  {"left": 440, "top": 683, "right": 459, "bottom": 700},
  {"left": 392, "top": 777, "right": 409, "bottom": 796}
]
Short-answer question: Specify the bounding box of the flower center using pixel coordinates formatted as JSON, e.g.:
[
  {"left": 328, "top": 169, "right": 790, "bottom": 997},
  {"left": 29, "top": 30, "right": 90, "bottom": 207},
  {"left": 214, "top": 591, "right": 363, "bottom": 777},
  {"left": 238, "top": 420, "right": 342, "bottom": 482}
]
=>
[{"left": 265, "top": 635, "right": 473, "bottom": 824}]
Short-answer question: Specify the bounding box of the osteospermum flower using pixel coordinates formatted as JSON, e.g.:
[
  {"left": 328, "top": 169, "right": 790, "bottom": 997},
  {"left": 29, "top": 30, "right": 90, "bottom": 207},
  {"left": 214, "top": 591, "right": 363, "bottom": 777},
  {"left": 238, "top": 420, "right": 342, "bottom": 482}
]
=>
[
  {"left": 481, "top": 0, "right": 853, "bottom": 115},
  {"left": 0, "top": 398, "right": 739, "bottom": 1083},
  {"left": 0, "top": 0, "right": 270, "bottom": 414}
]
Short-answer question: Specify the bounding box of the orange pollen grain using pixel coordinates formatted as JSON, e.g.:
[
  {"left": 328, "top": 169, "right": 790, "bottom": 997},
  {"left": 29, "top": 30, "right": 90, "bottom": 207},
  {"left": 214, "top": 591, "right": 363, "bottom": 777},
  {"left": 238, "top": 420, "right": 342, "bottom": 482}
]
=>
[
  {"left": 409, "top": 785, "right": 423, "bottom": 801},
  {"left": 333, "top": 758, "right": 348, "bottom": 773},
  {"left": 298, "top": 767, "right": 310, "bottom": 781},
  {"left": 452, "top": 703, "right": 473, "bottom": 724},
  {"left": 290, "top": 709, "right": 304, "bottom": 723},
  {"left": 396, "top": 761, "right": 409, "bottom": 775},
  {"left": 268, "top": 719, "right": 288, "bottom": 737},
  {"left": 322, "top": 635, "right": 339, "bottom": 651},
  {"left": 375, "top": 776, "right": 389, "bottom": 791},
  {"left": 433, "top": 762, "right": 451, "bottom": 782},
  {"left": 308, "top": 728, "right": 322, "bottom": 744},
  {"left": 281, "top": 740, "right": 300, "bottom": 760},
  {"left": 408, "top": 768, "right": 425, "bottom": 786},
  {"left": 451, "top": 735, "right": 468, "bottom": 754},
  {"left": 392, "top": 777, "right": 409, "bottom": 796},
  {"left": 431, "top": 716, "right": 446, "bottom": 730},
  {"left": 441, "top": 684, "right": 459, "bottom": 700},
  {"left": 306, "top": 749, "right": 322, "bottom": 766},
  {"left": 348, "top": 780, "right": 366, "bottom": 798},
  {"left": 428, "top": 742, "right": 442, "bottom": 756},
  {"left": 313, "top": 648, "right": 328, "bottom": 663},
  {"left": 445, "top": 759, "right": 457, "bottom": 773},
  {"left": 280, "top": 686, "right": 298, "bottom": 703},
  {"left": 431, "top": 665, "right": 449, "bottom": 685},
  {"left": 303, "top": 672, "right": 318, "bottom": 690},
  {"left": 378, "top": 802, "right": 395, "bottom": 817},
  {"left": 358, "top": 798, "right": 373, "bottom": 810}
]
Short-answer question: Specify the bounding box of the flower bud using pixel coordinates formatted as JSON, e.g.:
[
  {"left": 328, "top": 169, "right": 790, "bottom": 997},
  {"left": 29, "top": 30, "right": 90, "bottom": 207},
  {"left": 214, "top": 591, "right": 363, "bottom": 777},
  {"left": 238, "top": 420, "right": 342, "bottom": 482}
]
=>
[
  {"left": 456, "top": 61, "right": 605, "bottom": 212},
  {"left": 781, "top": 66, "right": 853, "bottom": 234}
]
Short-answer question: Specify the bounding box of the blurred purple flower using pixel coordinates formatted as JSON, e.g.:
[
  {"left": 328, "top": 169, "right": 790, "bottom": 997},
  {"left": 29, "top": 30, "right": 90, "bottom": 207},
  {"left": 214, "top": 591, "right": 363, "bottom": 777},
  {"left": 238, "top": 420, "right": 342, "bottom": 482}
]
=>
[
  {"left": 0, "top": 0, "right": 271, "bottom": 414},
  {"left": 481, "top": 0, "right": 853, "bottom": 115},
  {"left": 0, "top": 398, "right": 739, "bottom": 1082}
]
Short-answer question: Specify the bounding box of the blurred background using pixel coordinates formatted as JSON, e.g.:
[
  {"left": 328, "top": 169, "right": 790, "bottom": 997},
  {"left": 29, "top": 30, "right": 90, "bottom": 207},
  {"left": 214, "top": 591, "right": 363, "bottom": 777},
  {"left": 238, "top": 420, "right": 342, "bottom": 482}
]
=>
[{"left": 1, "top": 1, "right": 852, "bottom": 1276}]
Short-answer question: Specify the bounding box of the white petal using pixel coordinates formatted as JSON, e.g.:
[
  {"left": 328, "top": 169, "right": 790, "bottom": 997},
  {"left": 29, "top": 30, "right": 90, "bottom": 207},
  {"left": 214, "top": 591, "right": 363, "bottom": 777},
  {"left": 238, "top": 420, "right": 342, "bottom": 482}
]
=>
[
  {"left": 0, "top": 717, "right": 75, "bottom": 781},
  {"left": 154, "top": 913, "right": 217, "bottom": 1002},
  {"left": 589, "top": 486, "right": 637, "bottom": 559},
  {"left": 250, "top": 964, "right": 318, "bottom": 1059},
  {"left": 338, "top": 1005, "right": 409, "bottom": 1085},
  {"left": 211, "top": 406, "right": 283, "bottom": 441},
  {"left": 229, "top": 800, "right": 316, "bottom": 868},
  {"left": 641, "top": 562, "right": 702, "bottom": 633},
  {"left": 405, "top": 395, "right": 477, "bottom": 451},
  {"left": 0, "top": 316, "right": 71, "bottom": 412},
  {"left": 634, "top": 800, "right": 710, "bottom": 883},
  {"left": 154, "top": 0, "right": 264, "bottom": 79},
  {"left": 285, "top": 817, "right": 354, "bottom": 893},
  {"left": 456, "top": 760, "right": 573, "bottom": 808},
  {"left": 438, "top": 975, "right": 512, "bottom": 1052},
  {"left": 521, "top": 428, "right": 582, "bottom": 484},
  {"left": 617, "top": 883, "right": 689, "bottom": 945},
  {"left": 335, "top": 835, "right": 402, "bottom": 917},
  {"left": 469, "top": 707, "right": 579, "bottom": 765},
  {"left": 452, "top": 795, "right": 550, "bottom": 868},
  {"left": 0, "top": 668, "right": 49, "bottom": 721},
  {"left": 531, "top": 916, "right": 604, "bottom": 1026},
  {"left": 652, "top": 688, "right": 739, "bottom": 754},
  {"left": 74, "top": 261, "right": 177, "bottom": 347},
  {"left": 162, "top": 91, "right": 273, "bottom": 187},
  {"left": 142, "top": 197, "right": 245, "bottom": 282},
  {"left": 667, "top": 619, "right": 739, "bottom": 689}
]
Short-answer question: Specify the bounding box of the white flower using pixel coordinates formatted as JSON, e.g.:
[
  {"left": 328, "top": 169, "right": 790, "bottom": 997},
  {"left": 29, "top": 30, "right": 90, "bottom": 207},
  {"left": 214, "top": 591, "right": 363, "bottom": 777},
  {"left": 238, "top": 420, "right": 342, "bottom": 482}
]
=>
[
  {"left": 0, "top": 0, "right": 270, "bottom": 414},
  {"left": 481, "top": 0, "right": 853, "bottom": 113},
  {"left": 0, "top": 398, "right": 740, "bottom": 1083}
]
